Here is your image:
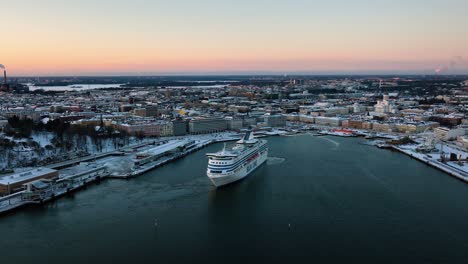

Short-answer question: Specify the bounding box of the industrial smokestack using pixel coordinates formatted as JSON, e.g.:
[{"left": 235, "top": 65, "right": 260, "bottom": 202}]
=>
[{"left": 0, "top": 64, "right": 6, "bottom": 86}]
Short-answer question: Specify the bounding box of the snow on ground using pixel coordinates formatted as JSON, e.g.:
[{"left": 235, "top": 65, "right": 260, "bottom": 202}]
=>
[
  {"left": 31, "top": 132, "right": 54, "bottom": 147},
  {"left": 397, "top": 144, "right": 468, "bottom": 178}
]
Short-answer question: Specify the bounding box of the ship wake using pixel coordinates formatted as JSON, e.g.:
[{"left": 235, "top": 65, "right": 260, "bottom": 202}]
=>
[
  {"left": 320, "top": 137, "right": 340, "bottom": 149},
  {"left": 267, "top": 157, "right": 285, "bottom": 165}
]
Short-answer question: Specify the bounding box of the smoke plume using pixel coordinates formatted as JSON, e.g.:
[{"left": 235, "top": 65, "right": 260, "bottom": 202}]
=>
[
  {"left": 0, "top": 64, "right": 5, "bottom": 69},
  {"left": 435, "top": 56, "right": 465, "bottom": 74}
]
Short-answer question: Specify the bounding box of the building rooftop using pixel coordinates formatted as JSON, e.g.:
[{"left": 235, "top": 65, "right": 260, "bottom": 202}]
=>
[{"left": 0, "top": 167, "right": 57, "bottom": 185}]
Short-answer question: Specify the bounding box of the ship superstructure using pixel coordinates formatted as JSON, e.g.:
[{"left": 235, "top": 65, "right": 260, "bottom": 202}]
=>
[{"left": 206, "top": 132, "right": 268, "bottom": 187}]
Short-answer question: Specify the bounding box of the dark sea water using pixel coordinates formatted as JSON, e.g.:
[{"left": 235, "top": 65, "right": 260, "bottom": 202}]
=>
[{"left": 1, "top": 135, "right": 467, "bottom": 264}]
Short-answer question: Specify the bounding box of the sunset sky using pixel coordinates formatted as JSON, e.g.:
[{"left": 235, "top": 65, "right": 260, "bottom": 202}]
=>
[{"left": 2, "top": 0, "right": 468, "bottom": 75}]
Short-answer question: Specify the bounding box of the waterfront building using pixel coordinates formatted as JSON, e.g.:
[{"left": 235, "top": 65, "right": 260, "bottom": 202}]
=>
[
  {"left": 341, "top": 120, "right": 349, "bottom": 128},
  {"left": 314, "top": 116, "right": 342, "bottom": 126},
  {"left": 394, "top": 122, "right": 438, "bottom": 134},
  {"left": 372, "top": 122, "right": 394, "bottom": 133},
  {"left": 347, "top": 120, "right": 365, "bottom": 129},
  {"left": 226, "top": 117, "right": 244, "bottom": 131},
  {"left": 0, "top": 168, "right": 58, "bottom": 195},
  {"left": 189, "top": 118, "right": 228, "bottom": 134},
  {"left": 264, "top": 114, "right": 286, "bottom": 127},
  {"left": 160, "top": 122, "right": 174, "bottom": 137},
  {"left": 242, "top": 117, "right": 257, "bottom": 128},
  {"left": 133, "top": 141, "right": 191, "bottom": 167},
  {"left": 362, "top": 121, "right": 373, "bottom": 130},
  {"left": 172, "top": 120, "right": 188, "bottom": 136},
  {"left": 434, "top": 127, "right": 466, "bottom": 141}
]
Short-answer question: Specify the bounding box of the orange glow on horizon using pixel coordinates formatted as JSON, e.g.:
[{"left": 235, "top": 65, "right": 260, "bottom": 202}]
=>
[{"left": 2, "top": 0, "right": 468, "bottom": 75}]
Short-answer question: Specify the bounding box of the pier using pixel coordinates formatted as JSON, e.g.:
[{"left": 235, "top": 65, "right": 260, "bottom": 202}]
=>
[
  {"left": 0, "top": 133, "right": 243, "bottom": 215},
  {"left": 392, "top": 145, "right": 468, "bottom": 183}
]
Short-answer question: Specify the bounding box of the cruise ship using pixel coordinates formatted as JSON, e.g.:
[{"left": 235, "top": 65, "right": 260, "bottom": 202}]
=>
[{"left": 206, "top": 132, "right": 268, "bottom": 187}]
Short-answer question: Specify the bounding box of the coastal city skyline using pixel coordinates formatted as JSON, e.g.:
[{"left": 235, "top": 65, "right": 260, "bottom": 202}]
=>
[
  {"left": 3, "top": 0, "right": 468, "bottom": 76},
  {"left": 1, "top": 1, "right": 468, "bottom": 263}
]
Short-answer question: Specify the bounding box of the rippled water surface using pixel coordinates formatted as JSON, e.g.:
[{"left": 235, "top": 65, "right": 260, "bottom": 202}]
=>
[{"left": 1, "top": 135, "right": 467, "bottom": 263}]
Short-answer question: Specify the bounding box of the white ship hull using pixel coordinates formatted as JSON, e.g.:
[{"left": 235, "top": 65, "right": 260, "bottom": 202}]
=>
[{"left": 208, "top": 149, "right": 268, "bottom": 187}]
